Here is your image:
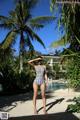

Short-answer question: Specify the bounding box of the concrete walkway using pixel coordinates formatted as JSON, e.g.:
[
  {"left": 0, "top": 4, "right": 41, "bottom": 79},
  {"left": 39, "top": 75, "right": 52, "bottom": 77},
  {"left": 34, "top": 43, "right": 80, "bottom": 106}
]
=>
[{"left": 0, "top": 88, "right": 80, "bottom": 119}]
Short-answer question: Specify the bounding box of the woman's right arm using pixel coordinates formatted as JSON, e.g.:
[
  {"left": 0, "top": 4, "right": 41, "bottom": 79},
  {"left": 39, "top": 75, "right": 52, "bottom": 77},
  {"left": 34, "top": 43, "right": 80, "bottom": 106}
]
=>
[
  {"left": 27, "top": 61, "right": 34, "bottom": 67},
  {"left": 27, "top": 57, "right": 42, "bottom": 67}
]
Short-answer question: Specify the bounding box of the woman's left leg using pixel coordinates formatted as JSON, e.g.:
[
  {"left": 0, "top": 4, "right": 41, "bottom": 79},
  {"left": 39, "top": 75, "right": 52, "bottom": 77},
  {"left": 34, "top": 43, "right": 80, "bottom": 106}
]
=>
[
  {"left": 33, "top": 82, "right": 38, "bottom": 114},
  {"left": 40, "top": 83, "right": 47, "bottom": 114}
]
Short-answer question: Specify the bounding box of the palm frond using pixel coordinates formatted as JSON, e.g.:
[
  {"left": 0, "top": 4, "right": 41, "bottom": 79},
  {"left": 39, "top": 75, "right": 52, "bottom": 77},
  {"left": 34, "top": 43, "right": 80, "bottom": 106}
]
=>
[
  {"left": 25, "top": 35, "right": 34, "bottom": 51},
  {"left": 1, "top": 31, "right": 17, "bottom": 49},
  {"left": 0, "top": 15, "right": 14, "bottom": 29},
  {"left": 30, "top": 23, "right": 44, "bottom": 30},
  {"left": 15, "top": 0, "right": 38, "bottom": 8},
  {"left": 27, "top": 0, "right": 38, "bottom": 9},
  {"left": 32, "top": 32, "right": 45, "bottom": 48},
  {"left": 60, "top": 53, "right": 80, "bottom": 57},
  {"left": 0, "top": 23, "right": 13, "bottom": 29},
  {"left": 30, "top": 16, "right": 55, "bottom": 25},
  {"left": 9, "top": 11, "right": 19, "bottom": 23},
  {"left": 25, "top": 26, "right": 45, "bottom": 48},
  {"left": 14, "top": 1, "right": 31, "bottom": 25},
  {"left": 0, "top": 15, "right": 8, "bottom": 22},
  {"left": 75, "top": 36, "right": 80, "bottom": 44},
  {"left": 50, "top": 36, "right": 69, "bottom": 48}
]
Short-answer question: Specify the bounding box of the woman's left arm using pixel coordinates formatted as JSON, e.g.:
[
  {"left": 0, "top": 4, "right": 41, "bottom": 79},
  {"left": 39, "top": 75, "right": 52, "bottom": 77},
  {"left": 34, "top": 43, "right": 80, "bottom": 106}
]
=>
[{"left": 44, "top": 66, "right": 48, "bottom": 87}]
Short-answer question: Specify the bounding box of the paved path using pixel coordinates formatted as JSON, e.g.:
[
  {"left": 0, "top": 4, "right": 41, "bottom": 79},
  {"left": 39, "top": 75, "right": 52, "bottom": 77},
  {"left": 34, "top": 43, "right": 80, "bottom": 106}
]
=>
[{"left": 0, "top": 88, "right": 80, "bottom": 119}]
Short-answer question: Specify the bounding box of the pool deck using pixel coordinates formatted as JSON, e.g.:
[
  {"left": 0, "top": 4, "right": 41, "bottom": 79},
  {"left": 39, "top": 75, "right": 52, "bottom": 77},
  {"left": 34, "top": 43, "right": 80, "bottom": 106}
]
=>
[{"left": 0, "top": 88, "right": 80, "bottom": 120}]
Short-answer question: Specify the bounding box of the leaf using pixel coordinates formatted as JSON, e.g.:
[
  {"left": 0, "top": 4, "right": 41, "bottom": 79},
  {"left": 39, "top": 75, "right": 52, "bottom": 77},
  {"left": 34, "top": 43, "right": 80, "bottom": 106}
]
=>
[
  {"left": 27, "top": 0, "right": 38, "bottom": 9},
  {"left": 0, "top": 15, "right": 8, "bottom": 21},
  {"left": 30, "top": 23, "right": 44, "bottom": 30},
  {"left": 0, "top": 23, "right": 12, "bottom": 29},
  {"left": 75, "top": 36, "right": 80, "bottom": 44},
  {"left": 50, "top": 0, "right": 56, "bottom": 12},
  {"left": 25, "top": 35, "right": 34, "bottom": 51},
  {"left": 1, "top": 31, "right": 17, "bottom": 49},
  {"left": 30, "top": 16, "right": 55, "bottom": 25},
  {"left": 0, "top": 15, "right": 13, "bottom": 29},
  {"left": 50, "top": 36, "right": 69, "bottom": 48},
  {"left": 25, "top": 26, "right": 45, "bottom": 48}
]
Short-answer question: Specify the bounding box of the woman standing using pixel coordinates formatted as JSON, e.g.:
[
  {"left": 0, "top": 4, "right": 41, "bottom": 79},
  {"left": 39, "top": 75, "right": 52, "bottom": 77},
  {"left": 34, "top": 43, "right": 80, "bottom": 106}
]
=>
[{"left": 28, "top": 57, "right": 48, "bottom": 114}]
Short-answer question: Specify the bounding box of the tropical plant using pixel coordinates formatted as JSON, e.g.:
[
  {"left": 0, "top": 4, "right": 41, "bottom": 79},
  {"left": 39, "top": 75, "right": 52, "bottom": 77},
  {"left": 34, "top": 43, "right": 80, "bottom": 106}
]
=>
[
  {"left": 0, "top": 50, "right": 17, "bottom": 93},
  {"left": 0, "top": 51, "right": 35, "bottom": 93},
  {"left": 0, "top": 0, "right": 54, "bottom": 73},
  {"left": 66, "top": 56, "right": 80, "bottom": 90},
  {"left": 50, "top": 0, "right": 80, "bottom": 54},
  {"left": 49, "top": 0, "right": 80, "bottom": 91},
  {"left": 67, "top": 96, "right": 80, "bottom": 113}
]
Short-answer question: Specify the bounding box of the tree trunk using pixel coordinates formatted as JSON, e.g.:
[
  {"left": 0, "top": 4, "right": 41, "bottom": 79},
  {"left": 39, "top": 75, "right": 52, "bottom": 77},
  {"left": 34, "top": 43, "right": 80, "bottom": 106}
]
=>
[
  {"left": 19, "top": 54, "right": 23, "bottom": 73},
  {"left": 19, "top": 31, "right": 24, "bottom": 73}
]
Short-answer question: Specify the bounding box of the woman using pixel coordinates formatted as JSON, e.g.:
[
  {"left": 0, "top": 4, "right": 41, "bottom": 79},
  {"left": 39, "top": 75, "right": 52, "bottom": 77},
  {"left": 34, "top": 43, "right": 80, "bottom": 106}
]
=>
[{"left": 28, "top": 57, "right": 48, "bottom": 114}]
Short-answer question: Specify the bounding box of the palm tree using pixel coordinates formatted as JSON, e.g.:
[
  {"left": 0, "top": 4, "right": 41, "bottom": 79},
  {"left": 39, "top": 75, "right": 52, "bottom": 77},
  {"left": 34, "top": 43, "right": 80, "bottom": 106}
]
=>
[
  {"left": 0, "top": 0, "right": 54, "bottom": 73},
  {"left": 50, "top": 0, "right": 80, "bottom": 54}
]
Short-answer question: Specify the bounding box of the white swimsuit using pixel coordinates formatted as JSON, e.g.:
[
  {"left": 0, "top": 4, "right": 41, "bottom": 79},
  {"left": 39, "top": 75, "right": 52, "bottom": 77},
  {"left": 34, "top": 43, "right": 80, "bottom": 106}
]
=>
[{"left": 34, "top": 65, "right": 46, "bottom": 85}]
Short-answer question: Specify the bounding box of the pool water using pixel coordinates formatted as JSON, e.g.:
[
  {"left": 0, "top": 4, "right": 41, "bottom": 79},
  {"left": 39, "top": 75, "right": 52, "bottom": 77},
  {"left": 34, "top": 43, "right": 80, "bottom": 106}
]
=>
[{"left": 46, "top": 82, "right": 67, "bottom": 92}]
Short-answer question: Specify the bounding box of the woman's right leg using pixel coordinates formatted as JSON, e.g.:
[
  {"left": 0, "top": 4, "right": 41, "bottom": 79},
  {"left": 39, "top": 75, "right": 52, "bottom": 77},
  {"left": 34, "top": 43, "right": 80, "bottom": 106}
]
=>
[
  {"left": 33, "top": 82, "right": 38, "bottom": 114},
  {"left": 40, "top": 83, "right": 47, "bottom": 114}
]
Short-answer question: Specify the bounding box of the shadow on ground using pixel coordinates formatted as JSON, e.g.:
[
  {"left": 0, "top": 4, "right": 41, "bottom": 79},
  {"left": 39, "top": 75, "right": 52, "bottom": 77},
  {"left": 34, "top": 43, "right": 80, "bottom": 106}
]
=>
[
  {"left": 37, "top": 98, "right": 64, "bottom": 113},
  {"left": 9, "top": 112, "right": 79, "bottom": 120},
  {"left": 0, "top": 92, "right": 54, "bottom": 112}
]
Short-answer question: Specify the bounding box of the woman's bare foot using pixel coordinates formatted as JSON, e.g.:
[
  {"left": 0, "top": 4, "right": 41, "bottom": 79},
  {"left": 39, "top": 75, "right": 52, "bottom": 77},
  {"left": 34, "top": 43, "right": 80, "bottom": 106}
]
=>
[
  {"left": 43, "top": 109, "right": 48, "bottom": 114},
  {"left": 34, "top": 110, "right": 38, "bottom": 115}
]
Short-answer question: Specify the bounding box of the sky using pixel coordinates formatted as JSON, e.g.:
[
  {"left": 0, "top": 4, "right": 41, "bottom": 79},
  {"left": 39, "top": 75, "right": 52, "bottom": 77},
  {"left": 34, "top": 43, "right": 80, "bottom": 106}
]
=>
[{"left": 0, "top": 0, "right": 67, "bottom": 55}]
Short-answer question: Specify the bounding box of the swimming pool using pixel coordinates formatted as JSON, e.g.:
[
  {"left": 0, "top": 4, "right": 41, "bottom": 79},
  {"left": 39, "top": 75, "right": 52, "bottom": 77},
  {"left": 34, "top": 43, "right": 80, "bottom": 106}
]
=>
[{"left": 46, "top": 82, "right": 67, "bottom": 92}]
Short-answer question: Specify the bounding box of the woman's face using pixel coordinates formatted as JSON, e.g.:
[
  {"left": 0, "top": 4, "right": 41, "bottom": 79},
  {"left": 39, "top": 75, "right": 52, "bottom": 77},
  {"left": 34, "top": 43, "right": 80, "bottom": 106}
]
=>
[
  {"left": 35, "top": 60, "right": 43, "bottom": 65},
  {"left": 38, "top": 61, "right": 41, "bottom": 65}
]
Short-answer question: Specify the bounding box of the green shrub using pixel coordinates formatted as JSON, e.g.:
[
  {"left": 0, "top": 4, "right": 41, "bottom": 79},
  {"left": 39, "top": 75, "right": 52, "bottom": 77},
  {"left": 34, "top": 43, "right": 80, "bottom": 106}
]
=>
[
  {"left": 67, "top": 56, "right": 80, "bottom": 90},
  {"left": 67, "top": 96, "right": 80, "bottom": 113}
]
